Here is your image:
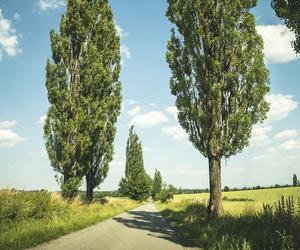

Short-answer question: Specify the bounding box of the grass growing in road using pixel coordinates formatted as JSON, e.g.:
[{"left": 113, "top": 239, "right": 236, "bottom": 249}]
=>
[
  {"left": 156, "top": 187, "right": 300, "bottom": 249},
  {"left": 0, "top": 189, "right": 140, "bottom": 250}
]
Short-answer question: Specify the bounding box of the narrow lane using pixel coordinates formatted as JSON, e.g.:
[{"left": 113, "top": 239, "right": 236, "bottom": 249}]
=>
[{"left": 29, "top": 203, "right": 195, "bottom": 250}]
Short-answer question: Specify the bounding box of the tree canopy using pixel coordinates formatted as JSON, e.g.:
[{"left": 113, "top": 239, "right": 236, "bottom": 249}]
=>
[{"left": 272, "top": 0, "right": 300, "bottom": 54}]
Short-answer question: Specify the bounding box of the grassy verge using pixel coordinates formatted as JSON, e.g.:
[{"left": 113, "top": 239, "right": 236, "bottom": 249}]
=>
[
  {"left": 0, "top": 189, "right": 140, "bottom": 250},
  {"left": 156, "top": 187, "right": 300, "bottom": 249}
]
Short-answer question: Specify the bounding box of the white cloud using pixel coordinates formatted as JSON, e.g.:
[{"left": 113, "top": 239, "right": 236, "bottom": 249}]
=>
[
  {"left": 266, "top": 94, "right": 298, "bottom": 124},
  {"left": 13, "top": 13, "right": 21, "bottom": 21},
  {"left": 115, "top": 24, "right": 129, "bottom": 38},
  {"left": 0, "top": 9, "right": 20, "bottom": 62},
  {"left": 36, "top": 0, "right": 65, "bottom": 11},
  {"left": 251, "top": 125, "right": 272, "bottom": 146},
  {"left": 256, "top": 24, "right": 298, "bottom": 63},
  {"left": 127, "top": 106, "right": 141, "bottom": 116},
  {"left": 131, "top": 111, "right": 168, "bottom": 128},
  {"left": 274, "top": 130, "right": 299, "bottom": 141},
  {"left": 121, "top": 45, "right": 130, "bottom": 60},
  {"left": 0, "top": 129, "right": 25, "bottom": 148},
  {"left": 110, "top": 160, "right": 124, "bottom": 168},
  {"left": 161, "top": 125, "right": 188, "bottom": 141},
  {"left": 165, "top": 106, "right": 178, "bottom": 119},
  {"left": 279, "top": 140, "right": 300, "bottom": 151},
  {"left": 115, "top": 24, "right": 130, "bottom": 63},
  {"left": 30, "top": 148, "right": 48, "bottom": 158},
  {"left": 149, "top": 103, "right": 157, "bottom": 107},
  {"left": 254, "top": 135, "right": 300, "bottom": 160},
  {"left": 143, "top": 146, "right": 154, "bottom": 153},
  {"left": 0, "top": 120, "right": 17, "bottom": 129},
  {"left": 37, "top": 115, "right": 47, "bottom": 125},
  {"left": 127, "top": 100, "right": 139, "bottom": 106}
]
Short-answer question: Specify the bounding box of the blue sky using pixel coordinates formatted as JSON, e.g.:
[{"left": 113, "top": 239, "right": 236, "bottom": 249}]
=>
[{"left": 0, "top": 0, "right": 299, "bottom": 191}]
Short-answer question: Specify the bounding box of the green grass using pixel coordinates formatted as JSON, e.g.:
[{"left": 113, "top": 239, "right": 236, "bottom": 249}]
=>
[
  {"left": 173, "top": 187, "right": 300, "bottom": 215},
  {"left": 0, "top": 189, "right": 140, "bottom": 250},
  {"left": 156, "top": 187, "right": 300, "bottom": 249}
]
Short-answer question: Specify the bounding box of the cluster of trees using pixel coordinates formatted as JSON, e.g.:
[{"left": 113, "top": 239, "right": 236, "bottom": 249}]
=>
[
  {"left": 44, "top": 0, "right": 121, "bottom": 202},
  {"left": 45, "top": 0, "right": 172, "bottom": 203},
  {"left": 118, "top": 126, "right": 174, "bottom": 202},
  {"left": 44, "top": 0, "right": 300, "bottom": 215}
]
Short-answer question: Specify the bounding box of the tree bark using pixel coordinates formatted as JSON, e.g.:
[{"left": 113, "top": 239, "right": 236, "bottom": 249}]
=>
[
  {"left": 61, "top": 174, "right": 70, "bottom": 199},
  {"left": 207, "top": 156, "right": 223, "bottom": 217},
  {"left": 85, "top": 173, "right": 94, "bottom": 203}
]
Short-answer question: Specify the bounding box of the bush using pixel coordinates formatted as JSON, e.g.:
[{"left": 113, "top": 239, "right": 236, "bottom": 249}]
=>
[{"left": 159, "top": 184, "right": 175, "bottom": 203}]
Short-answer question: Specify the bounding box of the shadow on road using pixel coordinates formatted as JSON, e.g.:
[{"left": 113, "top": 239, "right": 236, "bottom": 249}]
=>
[{"left": 113, "top": 208, "right": 196, "bottom": 248}]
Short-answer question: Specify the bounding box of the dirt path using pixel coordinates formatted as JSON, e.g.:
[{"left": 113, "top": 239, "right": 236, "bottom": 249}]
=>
[{"left": 29, "top": 203, "right": 199, "bottom": 250}]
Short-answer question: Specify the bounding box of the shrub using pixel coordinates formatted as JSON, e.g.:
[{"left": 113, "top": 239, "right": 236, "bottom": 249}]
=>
[{"left": 159, "top": 184, "right": 175, "bottom": 203}]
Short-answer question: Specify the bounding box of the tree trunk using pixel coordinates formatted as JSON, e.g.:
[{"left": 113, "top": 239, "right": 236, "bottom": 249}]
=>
[
  {"left": 85, "top": 174, "right": 94, "bottom": 203},
  {"left": 207, "top": 156, "right": 223, "bottom": 217},
  {"left": 61, "top": 174, "right": 70, "bottom": 199}
]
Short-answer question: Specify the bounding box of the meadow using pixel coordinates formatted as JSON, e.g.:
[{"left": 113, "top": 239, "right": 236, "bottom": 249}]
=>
[
  {"left": 156, "top": 187, "right": 300, "bottom": 249},
  {"left": 0, "top": 189, "right": 140, "bottom": 250}
]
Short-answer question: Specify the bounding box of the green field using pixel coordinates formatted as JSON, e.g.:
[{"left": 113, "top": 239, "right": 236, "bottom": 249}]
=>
[
  {"left": 0, "top": 189, "right": 140, "bottom": 250},
  {"left": 156, "top": 187, "right": 300, "bottom": 249},
  {"left": 173, "top": 187, "right": 300, "bottom": 216}
]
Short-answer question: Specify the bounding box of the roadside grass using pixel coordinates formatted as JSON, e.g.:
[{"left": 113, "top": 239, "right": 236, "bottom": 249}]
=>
[
  {"left": 0, "top": 189, "right": 140, "bottom": 250},
  {"left": 156, "top": 187, "right": 300, "bottom": 249}
]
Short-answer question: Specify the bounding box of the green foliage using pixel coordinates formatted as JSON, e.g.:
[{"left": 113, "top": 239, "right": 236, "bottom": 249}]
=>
[
  {"left": 44, "top": 0, "right": 122, "bottom": 200},
  {"left": 152, "top": 169, "right": 163, "bottom": 200},
  {"left": 159, "top": 184, "right": 175, "bottom": 203},
  {"left": 166, "top": 0, "right": 269, "bottom": 159},
  {"left": 0, "top": 189, "right": 139, "bottom": 250},
  {"left": 118, "top": 126, "right": 152, "bottom": 201},
  {"left": 272, "top": 0, "right": 300, "bottom": 54},
  {"left": 211, "top": 235, "right": 251, "bottom": 250},
  {"left": 166, "top": 0, "right": 269, "bottom": 216},
  {"left": 293, "top": 174, "right": 298, "bottom": 187},
  {"left": 157, "top": 194, "right": 300, "bottom": 249}
]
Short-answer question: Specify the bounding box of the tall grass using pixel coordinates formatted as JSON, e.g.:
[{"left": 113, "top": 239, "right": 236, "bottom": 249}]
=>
[
  {"left": 157, "top": 187, "right": 300, "bottom": 249},
  {"left": 0, "top": 189, "right": 140, "bottom": 250}
]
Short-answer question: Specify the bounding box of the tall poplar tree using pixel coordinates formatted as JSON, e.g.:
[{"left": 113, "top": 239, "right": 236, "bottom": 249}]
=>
[
  {"left": 152, "top": 169, "right": 162, "bottom": 200},
  {"left": 293, "top": 174, "right": 298, "bottom": 187},
  {"left": 119, "top": 126, "right": 152, "bottom": 201},
  {"left": 272, "top": 0, "right": 300, "bottom": 54},
  {"left": 44, "top": 0, "right": 121, "bottom": 201},
  {"left": 166, "top": 0, "right": 270, "bottom": 216}
]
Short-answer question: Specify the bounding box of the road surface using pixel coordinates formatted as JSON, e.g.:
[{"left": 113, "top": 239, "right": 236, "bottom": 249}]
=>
[{"left": 29, "top": 203, "right": 198, "bottom": 250}]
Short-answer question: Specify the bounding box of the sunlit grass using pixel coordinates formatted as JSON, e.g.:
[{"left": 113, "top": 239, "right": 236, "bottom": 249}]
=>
[
  {"left": 156, "top": 187, "right": 300, "bottom": 249},
  {"left": 169, "top": 187, "right": 300, "bottom": 216},
  {"left": 0, "top": 189, "right": 140, "bottom": 250}
]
